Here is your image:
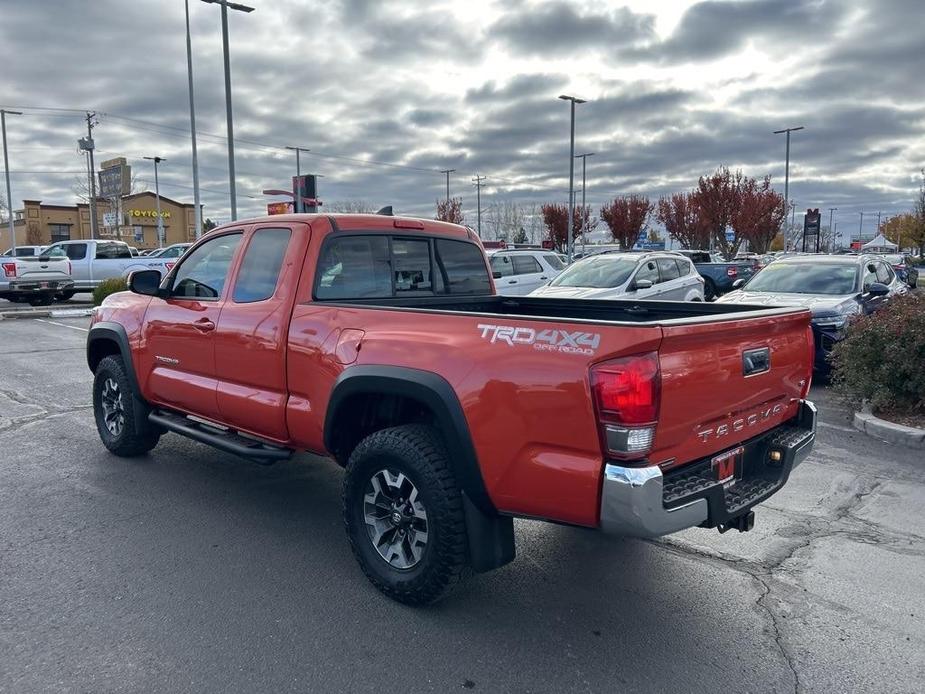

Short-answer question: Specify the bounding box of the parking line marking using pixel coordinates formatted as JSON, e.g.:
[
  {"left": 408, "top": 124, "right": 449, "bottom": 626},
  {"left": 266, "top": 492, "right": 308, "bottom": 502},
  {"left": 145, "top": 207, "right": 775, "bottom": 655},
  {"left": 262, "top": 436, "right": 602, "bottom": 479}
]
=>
[{"left": 35, "top": 318, "right": 89, "bottom": 333}]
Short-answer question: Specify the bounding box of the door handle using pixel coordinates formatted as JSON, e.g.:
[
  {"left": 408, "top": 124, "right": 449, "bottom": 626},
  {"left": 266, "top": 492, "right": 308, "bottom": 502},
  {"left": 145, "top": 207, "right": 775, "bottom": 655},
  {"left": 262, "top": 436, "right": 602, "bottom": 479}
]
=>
[
  {"left": 508, "top": 280, "right": 517, "bottom": 284},
  {"left": 193, "top": 318, "right": 215, "bottom": 332},
  {"left": 540, "top": 276, "right": 548, "bottom": 280}
]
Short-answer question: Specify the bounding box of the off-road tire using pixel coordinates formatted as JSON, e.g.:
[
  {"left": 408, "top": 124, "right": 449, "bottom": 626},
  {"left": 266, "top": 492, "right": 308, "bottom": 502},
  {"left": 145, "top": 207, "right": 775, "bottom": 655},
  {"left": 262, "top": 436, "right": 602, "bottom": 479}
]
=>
[
  {"left": 703, "top": 277, "right": 717, "bottom": 301},
  {"left": 28, "top": 295, "right": 54, "bottom": 306},
  {"left": 56, "top": 290, "right": 77, "bottom": 301},
  {"left": 93, "top": 355, "right": 160, "bottom": 457},
  {"left": 343, "top": 424, "right": 469, "bottom": 605}
]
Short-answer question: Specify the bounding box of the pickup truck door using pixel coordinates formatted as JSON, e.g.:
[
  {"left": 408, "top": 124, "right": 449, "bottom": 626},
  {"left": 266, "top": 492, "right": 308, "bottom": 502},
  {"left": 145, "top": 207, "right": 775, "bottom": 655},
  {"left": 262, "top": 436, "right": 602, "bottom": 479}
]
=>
[
  {"left": 140, "top": 231, "right": 244, "bottom": 420},
  {"left": 213, "top": 225, "right": 307, "bottom": 442},
  {"left": 89, "top": 242, "right": 133, "bottom": 286},
  {"left": 43, "top": 242, "right": 91, "bottom": 288}
]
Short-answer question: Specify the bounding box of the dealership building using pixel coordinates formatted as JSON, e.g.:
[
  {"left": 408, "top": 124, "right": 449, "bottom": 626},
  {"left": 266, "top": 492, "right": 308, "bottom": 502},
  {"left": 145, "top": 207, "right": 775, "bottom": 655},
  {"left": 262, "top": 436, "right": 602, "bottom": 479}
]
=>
[{"left": 6, "top": 191, "right": 200, "bottom": 252}]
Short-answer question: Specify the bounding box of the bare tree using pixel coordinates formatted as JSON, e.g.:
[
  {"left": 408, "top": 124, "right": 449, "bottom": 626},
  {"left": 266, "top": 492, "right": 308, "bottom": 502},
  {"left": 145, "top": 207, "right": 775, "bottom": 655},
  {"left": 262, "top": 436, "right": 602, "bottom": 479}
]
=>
[
  {"left": 325, "top": 199, "right": 375, "bottom": 213},
  {"left": 483, "top": 200, "right": 525, "bottom": 242}
]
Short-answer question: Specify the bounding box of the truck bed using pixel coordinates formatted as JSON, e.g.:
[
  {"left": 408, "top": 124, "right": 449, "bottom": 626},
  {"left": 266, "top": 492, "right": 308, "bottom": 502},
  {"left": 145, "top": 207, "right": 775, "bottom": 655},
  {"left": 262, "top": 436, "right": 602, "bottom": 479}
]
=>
[{"left": 318, "top": 294, "right": 802, "bottom": 324}]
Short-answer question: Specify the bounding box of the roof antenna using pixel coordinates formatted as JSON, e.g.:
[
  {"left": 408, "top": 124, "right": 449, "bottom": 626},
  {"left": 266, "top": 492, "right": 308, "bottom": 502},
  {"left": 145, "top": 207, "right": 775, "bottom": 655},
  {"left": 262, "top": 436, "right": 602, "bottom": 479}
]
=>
[{"left": 376, "top": 205, "right": 393, "bottom": 216}]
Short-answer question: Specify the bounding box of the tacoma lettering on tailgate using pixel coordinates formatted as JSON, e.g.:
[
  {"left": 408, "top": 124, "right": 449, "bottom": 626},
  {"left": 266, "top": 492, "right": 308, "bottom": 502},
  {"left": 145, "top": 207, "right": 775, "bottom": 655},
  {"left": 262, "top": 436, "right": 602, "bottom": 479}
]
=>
[{"left": 477, "top": 324, "right": 601, "bottom": 355}]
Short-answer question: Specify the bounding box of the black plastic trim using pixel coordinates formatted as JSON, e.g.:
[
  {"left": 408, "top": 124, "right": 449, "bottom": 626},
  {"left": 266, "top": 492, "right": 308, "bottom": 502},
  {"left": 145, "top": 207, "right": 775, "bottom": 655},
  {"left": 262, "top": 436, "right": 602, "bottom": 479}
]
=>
[
  {"left": 149, "top": 410, "right": 292, "bottom": 463},
  {"left": 87, "top": 321, "right": 149, "bottom": 431}
]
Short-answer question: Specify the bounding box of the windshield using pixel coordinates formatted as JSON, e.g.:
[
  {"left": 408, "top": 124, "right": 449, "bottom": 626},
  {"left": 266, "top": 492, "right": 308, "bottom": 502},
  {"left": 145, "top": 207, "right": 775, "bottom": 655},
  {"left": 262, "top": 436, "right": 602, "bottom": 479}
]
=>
[
  {"left": 881, "top": 254, "right": 903, "bottom": 264},
  {"left": 549, "top": 255, "right": 638, "bottom": 288},
  {"left": 743, "top": 262, "right": 859, "bottom": 295}
]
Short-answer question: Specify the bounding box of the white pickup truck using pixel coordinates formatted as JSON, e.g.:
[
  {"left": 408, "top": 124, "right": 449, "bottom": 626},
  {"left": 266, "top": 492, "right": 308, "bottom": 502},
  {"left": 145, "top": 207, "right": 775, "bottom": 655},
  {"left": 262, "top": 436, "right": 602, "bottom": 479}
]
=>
[
  {"left": 40, "top": 240, "right": 178, "bottom": 297},
  {"left": 0, "top": 254, "right": 75, "bottom": 305}
]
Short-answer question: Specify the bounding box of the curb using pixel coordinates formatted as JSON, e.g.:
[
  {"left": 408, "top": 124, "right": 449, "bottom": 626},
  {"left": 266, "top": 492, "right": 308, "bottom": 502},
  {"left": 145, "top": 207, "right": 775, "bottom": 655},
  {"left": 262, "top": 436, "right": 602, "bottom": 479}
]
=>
[
  {"left": 853, "top": 411, "right": 925, "bottom": 449},
  {"left": 0, "top": 308, "right": 94, "bottom": 321}
]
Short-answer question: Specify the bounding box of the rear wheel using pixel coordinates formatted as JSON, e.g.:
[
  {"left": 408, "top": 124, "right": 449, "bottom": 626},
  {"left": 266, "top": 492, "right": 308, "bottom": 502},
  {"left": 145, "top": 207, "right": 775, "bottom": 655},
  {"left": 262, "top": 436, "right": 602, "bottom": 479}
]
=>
[
  {"left": 93, "top": 355, "right": 160, "bottom": 457},
  {"left": 343, "top": 425, "right": 469, "bottom": 605},
  {"left": 56, "top": 290, "right": 76, "bottom": 301},
  {"left": 28, "top": 295, "right": 54, "bottom": 306},
  {"left": 703, "top": 278, "right": 717, "bottom": 301}
]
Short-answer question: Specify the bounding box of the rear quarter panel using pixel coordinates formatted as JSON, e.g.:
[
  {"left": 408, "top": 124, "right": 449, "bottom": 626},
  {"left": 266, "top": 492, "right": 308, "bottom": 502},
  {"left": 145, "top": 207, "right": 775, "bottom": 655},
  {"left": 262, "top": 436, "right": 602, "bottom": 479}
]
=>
[{"left": 287, "top": 305, "right": 662, "bottom": 527}]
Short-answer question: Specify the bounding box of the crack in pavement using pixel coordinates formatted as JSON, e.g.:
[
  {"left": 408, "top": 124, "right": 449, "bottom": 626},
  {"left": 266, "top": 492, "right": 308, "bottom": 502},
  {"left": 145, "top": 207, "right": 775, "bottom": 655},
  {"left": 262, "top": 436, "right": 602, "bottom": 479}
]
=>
[
  {"left": 651, "top": 476, "right": 888, "bottom": 694},
  {"left": 0, "top": 405, "right": 93, "bottom": 435}
]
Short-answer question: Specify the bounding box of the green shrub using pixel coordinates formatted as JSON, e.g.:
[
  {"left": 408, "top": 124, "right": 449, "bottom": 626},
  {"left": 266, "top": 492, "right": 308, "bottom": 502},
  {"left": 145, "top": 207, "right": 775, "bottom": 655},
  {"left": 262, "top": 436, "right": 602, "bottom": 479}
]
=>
[
  {"left": 92, "top": 277, "right": 128, "bottom": 306},
  {"left": 831, "top": 293, "right": 925, "bottom": 413}
]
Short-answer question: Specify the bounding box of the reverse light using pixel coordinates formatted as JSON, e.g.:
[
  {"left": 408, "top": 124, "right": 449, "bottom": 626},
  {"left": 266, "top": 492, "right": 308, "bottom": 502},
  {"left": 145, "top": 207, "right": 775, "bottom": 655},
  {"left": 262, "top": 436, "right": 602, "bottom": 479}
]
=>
[
  {"left": 2, "top": 262, "right": 16, "bottom": 278},
  {"left": 590, "top": 352, "right": 660, "bottom": 460}
]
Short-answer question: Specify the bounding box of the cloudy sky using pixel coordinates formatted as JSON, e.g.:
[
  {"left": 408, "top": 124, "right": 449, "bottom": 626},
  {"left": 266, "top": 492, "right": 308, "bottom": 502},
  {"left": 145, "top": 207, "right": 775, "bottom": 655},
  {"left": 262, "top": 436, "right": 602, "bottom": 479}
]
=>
[{"left": 1, "top": 0, "right": 923, "bottom": 239}]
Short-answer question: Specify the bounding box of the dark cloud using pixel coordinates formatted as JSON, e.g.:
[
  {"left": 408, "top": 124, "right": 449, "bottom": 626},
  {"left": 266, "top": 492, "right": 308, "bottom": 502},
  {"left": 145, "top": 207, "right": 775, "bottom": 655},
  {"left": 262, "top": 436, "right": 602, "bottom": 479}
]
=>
[{"left": 489, "top": 2, "right": 655, "bottom": 56}]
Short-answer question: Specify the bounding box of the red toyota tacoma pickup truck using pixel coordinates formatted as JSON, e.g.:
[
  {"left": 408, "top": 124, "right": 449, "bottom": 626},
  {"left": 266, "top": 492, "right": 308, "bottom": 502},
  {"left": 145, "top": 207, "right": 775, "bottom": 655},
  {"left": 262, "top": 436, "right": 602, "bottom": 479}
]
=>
[{"left": 87, "top": 213, "right": 817, "bottom": 604}]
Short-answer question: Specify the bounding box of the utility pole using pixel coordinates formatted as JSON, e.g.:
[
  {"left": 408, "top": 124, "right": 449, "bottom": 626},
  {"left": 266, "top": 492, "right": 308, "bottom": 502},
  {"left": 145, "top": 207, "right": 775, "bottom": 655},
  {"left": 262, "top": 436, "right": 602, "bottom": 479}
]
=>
[
  {"left": 285, "top": 146, "right": 310, "bottom": 212},
  {"left": 876, "top": 210, "right": 881, "bottom": 236},
  {"left": 440, "top": 169, "right": 455, "bottom": 203},
  {"left": 1, "top": 109, "right": 22, "bottom": 255},
  {"left": 828, "top": 207, "right": 837, "bottom": 251},
  {"left": 185, "top": 0, "right": 203, "bottom": 239},
  {"left": 144, "top": 157, "right": 166, "bottom": 248},
  {"left": 201, "top": 0, "right": 255, "bottom": 221},
  {"left": 472, "top": 175, "right": 486, "bottom": 237},
  {"left": 858, "top": 211, "right": 864, "bottom": 244},
  {"left": 773, "top": 126, "right": 805, "bottom": 225},
  {"left": 84, "top": 112, "right": 99, "bottom": 240},
  {"left": 560, "top": 95, "right": 586, "bottom": 261}
]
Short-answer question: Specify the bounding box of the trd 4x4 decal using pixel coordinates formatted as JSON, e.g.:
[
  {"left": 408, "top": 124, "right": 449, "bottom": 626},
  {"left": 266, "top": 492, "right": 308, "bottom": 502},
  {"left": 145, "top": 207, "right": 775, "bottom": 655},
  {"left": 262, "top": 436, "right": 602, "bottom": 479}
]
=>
[{"left": 477, "top": 324, "right": 600, "bottom": 355}]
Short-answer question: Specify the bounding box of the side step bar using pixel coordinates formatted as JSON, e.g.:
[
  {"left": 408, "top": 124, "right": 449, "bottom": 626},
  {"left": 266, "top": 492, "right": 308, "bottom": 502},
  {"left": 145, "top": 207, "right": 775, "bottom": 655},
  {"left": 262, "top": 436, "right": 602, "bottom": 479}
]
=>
[{"left": 149, "top": 410, "right": 293, "bottom": 464}]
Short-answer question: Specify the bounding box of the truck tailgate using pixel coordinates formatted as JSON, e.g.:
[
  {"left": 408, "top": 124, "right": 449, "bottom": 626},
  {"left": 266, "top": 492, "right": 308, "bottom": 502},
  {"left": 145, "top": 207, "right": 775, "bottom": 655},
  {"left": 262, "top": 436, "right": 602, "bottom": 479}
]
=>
[
  {"left": 653, "top": 309, "right": 812, "bottom": 470},
  {"left": 14, "top": 257, "right": 71, "bottom": 281}
]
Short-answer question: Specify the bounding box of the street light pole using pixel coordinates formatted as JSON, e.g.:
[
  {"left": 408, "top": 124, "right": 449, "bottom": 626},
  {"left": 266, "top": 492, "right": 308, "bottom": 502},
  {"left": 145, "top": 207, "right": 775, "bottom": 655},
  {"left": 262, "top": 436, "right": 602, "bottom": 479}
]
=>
[
  {"left": 472, "top": 175, "right": 486, "bottom": 236},
  {"left": 285, "top": 146, "right": 310, "bottom": 213},
  {"left": 773, "top": 126, "right": 805, "bottom": 223},
  {"left": 1, "top": 109, "right": 22, "bottom": 256},
  {"left": 858, "top": 211, "right": 864, "bottom": 244},
  {"left": 560, "top": 95, "right": 586, "bottom": 261},
  {"left": 440, "top": 169, "right": 455, "bottom": 203},
  {"left": 828, "top": 207, "right": 837, "bottom": 251},
  {"left": 185, "top": 0, "right": 203, "bottom": 239},
  {"left": 144, "top": 157, "right": 166, "bottom": 248},
  {"left": 576, "top": 152, "right": 594, "bottom": 254},
  {"left": 201, "top": 0, "right": 254, "bottom": 222}
]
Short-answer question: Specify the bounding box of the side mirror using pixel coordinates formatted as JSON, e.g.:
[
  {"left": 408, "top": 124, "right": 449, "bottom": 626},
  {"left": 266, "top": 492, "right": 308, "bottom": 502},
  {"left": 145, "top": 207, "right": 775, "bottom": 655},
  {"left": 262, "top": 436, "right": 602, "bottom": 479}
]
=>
[
  {"left": 492, "top": 271, "right": 503, "bottom": 279},
  {"left": 128, "top": 269, "right": 163, "bottom": 297},
  {"left": 865, "top": 282, "right": 890, "bottom": 297},
  {"left": 634, "top": 278, "right": 654, "bottom": 290},
  {"left": 732, "top": 278, "right": 746, "bottom": 289}
]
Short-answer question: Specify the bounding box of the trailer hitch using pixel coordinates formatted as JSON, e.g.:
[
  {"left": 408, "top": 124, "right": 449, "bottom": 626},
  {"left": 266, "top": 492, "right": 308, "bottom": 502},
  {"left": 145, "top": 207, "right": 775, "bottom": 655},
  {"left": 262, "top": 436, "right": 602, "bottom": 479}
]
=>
[{"left": 717, "top": 510, "right": 755, "bottom": 534}]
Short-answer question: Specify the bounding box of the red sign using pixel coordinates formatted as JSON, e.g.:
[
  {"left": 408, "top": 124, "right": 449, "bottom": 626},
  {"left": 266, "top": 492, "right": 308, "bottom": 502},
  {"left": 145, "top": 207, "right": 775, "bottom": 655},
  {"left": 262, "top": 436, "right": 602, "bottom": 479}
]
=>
[{"left": 267, "top": 202, "right": 293, "bottom": 215}]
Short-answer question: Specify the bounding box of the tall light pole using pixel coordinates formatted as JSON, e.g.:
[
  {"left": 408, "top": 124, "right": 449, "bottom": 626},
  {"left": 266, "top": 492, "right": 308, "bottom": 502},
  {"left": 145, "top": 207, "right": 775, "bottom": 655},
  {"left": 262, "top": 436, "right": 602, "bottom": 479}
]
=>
[
  {"left": 285, "top": 146, "right": 310, "bottom": 212},
  {"left": 858, "top": 211, "right": 864, "bottom": 244},
  {"left": 185, "top": 0, "right": 203, "bottom": 239},
  {"left": 575, "top": 152, "right": 594, "bottom": 253},
  {"left": 144, "top": 157, "right": 166, "bottom": 248},
  {"left": 876, "top": 210, "right": 882, "bottom": 236},
  {"left": 560, "top": 95, "right": 586, "bottom": 261},
  {"left": 201, "top": 0, "right": 254, "bottom": 222},
  {"left": 472, "top": 175, "right": 486, "bottom": 237},
  {"left": 828, "top": 207, "right": 837, "bottom": 251},
  {"left": 440, "top": 169, "right": 455, "bottom": 203},
  {"left": 773, "top": 126, "right": 804, "bottom": 223},
  {"left": 1, "top": 109, "right": 22, "bottom": 255}
]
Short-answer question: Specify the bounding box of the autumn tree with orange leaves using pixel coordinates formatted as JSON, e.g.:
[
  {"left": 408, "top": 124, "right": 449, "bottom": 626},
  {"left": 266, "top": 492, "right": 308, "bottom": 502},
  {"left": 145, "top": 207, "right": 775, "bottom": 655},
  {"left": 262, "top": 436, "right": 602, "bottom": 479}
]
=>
[
  {"left": 656, "top": 192, "right": 709, "bottom": 250},
  {"left": 600, "top": 195, "right": 653, "bottom": 250},
  {"left": 733, "top": 176, "right": 786, "bottom": 254},
  {"left": 542, "top": 203, "right": 594, "bottom": 252},
  {"left": 436, "top": 197, "right": 464, "bottom": 225}
]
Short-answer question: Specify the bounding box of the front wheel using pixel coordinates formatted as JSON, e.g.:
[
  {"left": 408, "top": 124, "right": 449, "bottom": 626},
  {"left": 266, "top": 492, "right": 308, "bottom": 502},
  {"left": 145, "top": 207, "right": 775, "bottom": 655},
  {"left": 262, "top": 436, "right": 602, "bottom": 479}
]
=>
[
  {"left": 343, "top": 425, "right": 469, "bottom": 605},
  {"left": 56, "top": 290, "right": 76, "bottom": 301},
  {"left": 93, "top": 355, "right": 160, "bottom": 457}
]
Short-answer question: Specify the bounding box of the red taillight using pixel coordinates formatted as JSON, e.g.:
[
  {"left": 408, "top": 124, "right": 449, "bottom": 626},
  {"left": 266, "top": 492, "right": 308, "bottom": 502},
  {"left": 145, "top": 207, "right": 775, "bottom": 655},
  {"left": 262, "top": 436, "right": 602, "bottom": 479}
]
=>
[
  {"left": 1, "top": 262, "right": 16, "bottom": 278},
  {"left": 727, "top": 266, "right": 738, "bottom": 277},
  {"left": 590, "top": 352, "right": 661, "bottom": 460},
  {"left": 165, "top": 261, "right": 176, "bottom": 271},
  {"left": 801, "top": 324, "right": 814, "bottom": 399}
]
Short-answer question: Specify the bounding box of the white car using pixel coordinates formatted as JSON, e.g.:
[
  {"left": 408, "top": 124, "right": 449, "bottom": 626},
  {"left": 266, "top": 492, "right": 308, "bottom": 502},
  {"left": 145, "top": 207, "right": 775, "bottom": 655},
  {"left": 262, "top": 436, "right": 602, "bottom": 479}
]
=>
[
  {"left": 488, "top": 249, "right": 565, "bottom": 295},
  {"left": 529, "top": 252, "right": 705, "bottom": 302}
]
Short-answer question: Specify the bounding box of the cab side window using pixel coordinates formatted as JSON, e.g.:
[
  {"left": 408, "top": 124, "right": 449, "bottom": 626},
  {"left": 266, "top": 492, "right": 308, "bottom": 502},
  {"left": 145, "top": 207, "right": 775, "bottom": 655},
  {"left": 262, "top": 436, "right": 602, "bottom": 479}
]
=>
[
  {"left": 171, "top": 233, "right": 243, "bottom": 300},
  {"left": 634, "top": 259, "right": 659, "bottom": 285},
  {"left": 315, "top": 236, "right": 391, "bottom": 299},
  {"left": 656, "top": 257, "right": 681, "bottom": 281},
  {"left": 862, "top": 263, "right": 879, "bottom": 289},
  {"left": 490, "top": 255, "right": 514, "bottom": 277},
  {"left": 875, "top": 262, "right": 893, "bottom": 285},
  {"left": 233, "top": 228, "right": 291, "bottom": 303},
  {"left": 513, "top": 255, "right": 541, "bottom": 275},
  {"left": 95, "top": 242, "right": 131, "bottom": 259}
]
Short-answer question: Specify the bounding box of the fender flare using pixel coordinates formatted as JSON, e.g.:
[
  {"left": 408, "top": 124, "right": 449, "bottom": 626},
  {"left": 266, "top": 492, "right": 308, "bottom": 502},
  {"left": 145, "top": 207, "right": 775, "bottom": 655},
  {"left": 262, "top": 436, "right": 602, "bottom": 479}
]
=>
[
  {"left": 87, "top": 321, "right": 150, "bottom": 431},
  {"left": 325, "top": 365, "right": 515, "bottom": 572}
]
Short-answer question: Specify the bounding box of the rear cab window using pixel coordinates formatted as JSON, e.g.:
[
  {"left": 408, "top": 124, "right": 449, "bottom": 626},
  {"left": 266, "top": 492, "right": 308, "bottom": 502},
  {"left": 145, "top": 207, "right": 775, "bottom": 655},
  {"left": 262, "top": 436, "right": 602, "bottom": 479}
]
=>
[
  {"left": 95, "top": 242, "right": 132, "bottom": 259},
  {"left": 314, "top": 233, "right": 490, "bottom": 300}
]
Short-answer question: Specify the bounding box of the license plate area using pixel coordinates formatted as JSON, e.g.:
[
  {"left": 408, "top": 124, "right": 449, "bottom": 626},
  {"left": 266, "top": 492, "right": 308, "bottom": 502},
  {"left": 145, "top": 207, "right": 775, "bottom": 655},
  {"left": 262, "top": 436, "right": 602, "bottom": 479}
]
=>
[{"left": 712, "top": 446, "right": 744, "bottom": 489}]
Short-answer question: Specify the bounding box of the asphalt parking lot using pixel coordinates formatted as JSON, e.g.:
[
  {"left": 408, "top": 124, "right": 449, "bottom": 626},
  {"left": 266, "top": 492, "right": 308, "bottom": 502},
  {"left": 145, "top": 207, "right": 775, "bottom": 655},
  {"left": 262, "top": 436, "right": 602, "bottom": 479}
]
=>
[{"left": 1, "top": 316, "right": 922, "bottom": 693}]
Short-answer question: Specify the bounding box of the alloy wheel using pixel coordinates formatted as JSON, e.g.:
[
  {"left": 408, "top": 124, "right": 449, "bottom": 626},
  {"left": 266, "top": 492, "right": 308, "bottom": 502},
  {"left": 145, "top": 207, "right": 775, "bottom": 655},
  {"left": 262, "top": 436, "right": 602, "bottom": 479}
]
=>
[{"left": 363, "top": 468, "right": 429, "bottom": 570}]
